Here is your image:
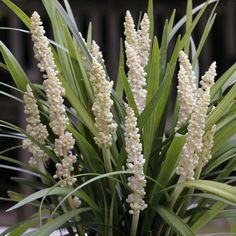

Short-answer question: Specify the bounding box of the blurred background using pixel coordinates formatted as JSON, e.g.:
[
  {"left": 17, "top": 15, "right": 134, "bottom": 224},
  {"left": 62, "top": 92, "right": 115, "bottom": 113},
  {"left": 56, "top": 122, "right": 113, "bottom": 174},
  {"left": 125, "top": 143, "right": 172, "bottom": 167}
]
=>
[{"left": 0, "top": 0, "right": 235, "bottom": 229}]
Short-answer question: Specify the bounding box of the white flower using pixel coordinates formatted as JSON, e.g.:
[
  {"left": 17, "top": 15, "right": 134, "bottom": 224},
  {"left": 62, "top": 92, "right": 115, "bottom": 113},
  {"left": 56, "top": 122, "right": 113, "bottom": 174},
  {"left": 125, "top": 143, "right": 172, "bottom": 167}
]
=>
[
  {"left": 137, "top": 13, "right": 150, "bottom": 67},
  {"left": 89, "top": 42, "right": 117, "bottom": 148},
  {"left": 43, "top": 70, "right": 67, "bottom": 136},
  {"left": 31, "top": 12, "right": 58, "bottom": 77},
  {"left": 199, "top": 124, "right": 216, "bottom": 168},
  {"left": 175, "top": 51, "right": 197, "bottom": 131},
  {"left": 124, "top": 11, "right": 150, "bottom": 114},
  {"left": 125, "top": 41, "right": 147, "bottom": 114},
  {"left": 73, "top": 196, "right": 82, "bottom": 208},
  {"left": 22, "top": 84, "right": 48, "bottom": 167},
  {"left": 30, "top": 12, "right": 77, "bottom": 186},
  {"left": 176, "top": 62, "right": 216, "bottom": 180},
  {"left": 91, "top": 40, "right": 104, "bottom": 62},
  {"left": 124, "top": 104, "right": 147, "bottom": 215},
  {"left": 53, "top": 153, "right": 77, "bottom": 187},
  {"left": 124, "top": 11, "right": 138, "bottom": 47}
]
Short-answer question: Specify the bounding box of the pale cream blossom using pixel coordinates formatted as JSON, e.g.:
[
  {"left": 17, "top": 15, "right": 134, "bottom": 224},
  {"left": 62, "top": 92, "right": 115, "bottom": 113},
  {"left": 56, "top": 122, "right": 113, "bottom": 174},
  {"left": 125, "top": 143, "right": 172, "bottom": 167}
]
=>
[
  {"left": 124, "top": 104, "right": 147, "bottom": 215},
  {"left": 30, "top": 12, "right": 77, "bottom": 186},
  {"left": 175, "top": 51, "right": 197, "bottom": 131},
  {"left": 137, "top": 13, "right": 151, "bottom": 67},
  {"left": 73, "top": 196, "right": 82, "bottom": 208},
  {"left": 22, "top": 84, "right": 48, "bottom": 167},
  {"left": 199, "top": 124, "right": 216, "bottom": 168},
  {"left": 89, "top": 43, "right": 117, "bottom": 148},
  {"left": 176, "top": 62, "right": 216, "bottom": 180},
  {"left": 31, "top": 12, "right": 58, "bottom": 77},
  {"left": 91, "top": 40, "right": 103, "bottom": 62},
  {"left": 124, "top": 11, "right": 150, "bottom": 114},
  {"left": 124, "top": 11, "right": 138, "bottom": 47}
]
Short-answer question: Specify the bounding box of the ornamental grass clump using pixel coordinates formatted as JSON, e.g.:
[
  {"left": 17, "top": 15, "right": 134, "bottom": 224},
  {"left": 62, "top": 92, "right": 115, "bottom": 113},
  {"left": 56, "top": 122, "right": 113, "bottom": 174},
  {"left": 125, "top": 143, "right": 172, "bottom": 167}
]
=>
[{"left": 1, "top": 0, "right": 236, "bottom": 235}]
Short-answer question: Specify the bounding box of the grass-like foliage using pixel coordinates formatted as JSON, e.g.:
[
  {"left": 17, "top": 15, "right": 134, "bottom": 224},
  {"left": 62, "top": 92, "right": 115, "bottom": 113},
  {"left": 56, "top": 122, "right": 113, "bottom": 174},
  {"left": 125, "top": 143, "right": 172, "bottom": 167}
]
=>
[{"left": 1, "top": 0, "right": 236, "bottom": 235}]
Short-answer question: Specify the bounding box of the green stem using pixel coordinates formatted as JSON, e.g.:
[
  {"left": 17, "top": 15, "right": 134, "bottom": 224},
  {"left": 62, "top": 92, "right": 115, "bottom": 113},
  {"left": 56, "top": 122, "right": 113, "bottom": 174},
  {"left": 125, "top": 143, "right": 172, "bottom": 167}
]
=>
[
  {"left": 169, "top": 175, "right": 185, "bottom": 209},
  {"left": 102, "top": 148, "right": 113, "bottom": 173},
  {"left": 62, "top": 148, "right": 85, "bottom": 235},
  {"left": 130, "top": 212, "right": 140, "bottom": 236},
  {"left": 179, "top": 164, "right": 203, "bottom": 218},
  {"left": 156, "top": 222, "right": 165, "bottom": 236},
  {"left": 68, "top": 195, "right": 84, "bottom": 236}
]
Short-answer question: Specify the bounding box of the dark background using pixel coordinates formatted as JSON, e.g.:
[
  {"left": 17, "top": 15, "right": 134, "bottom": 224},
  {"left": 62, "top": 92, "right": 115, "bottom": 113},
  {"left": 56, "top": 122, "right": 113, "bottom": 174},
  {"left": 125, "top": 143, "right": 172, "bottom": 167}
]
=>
[{"left": 0, "top": 0, "right": 235, "bottom": 225}]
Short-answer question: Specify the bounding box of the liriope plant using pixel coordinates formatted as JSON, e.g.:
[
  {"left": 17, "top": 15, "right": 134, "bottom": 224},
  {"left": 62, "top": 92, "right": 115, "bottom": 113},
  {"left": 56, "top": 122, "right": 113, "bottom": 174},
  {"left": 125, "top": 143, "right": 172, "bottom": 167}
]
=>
[{"left": 1, "top": 0, "right": 236, "bottom": 235}]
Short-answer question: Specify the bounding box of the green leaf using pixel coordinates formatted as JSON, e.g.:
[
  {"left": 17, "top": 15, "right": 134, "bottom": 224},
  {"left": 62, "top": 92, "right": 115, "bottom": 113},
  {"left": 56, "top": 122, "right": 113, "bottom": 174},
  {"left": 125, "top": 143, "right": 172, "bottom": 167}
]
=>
[
  {"left": 63, "top": 0, "right": 77, "bottom": 29},
  {"left": 212, "top": 119, "right": 236, "bottom": 154},
  {"left": 54, "top": 0, "right": 92, "bottom": 62},
  {"left": 8, "top": 221, "right": 36, "bottom": 236},
  {"left": 159, "top": 20, "right": 168, "bottom": 81},
  {"left": 59, "top": 75, "right": 97, "bottom": 135},
  {"left": 192, "top": 11, "right": 217, "bottom": 67},
  {"left": 1, "top": 210, "right": 50, "bottom": 235},
  {"left": 29, "top": 208, "right": 90, "bottom": 236},
  {"left": 86, "top": 22, "right": 92, "bottom": 48},
  {"left": 116, "top": 39, "right": 125, "bottom": 99},
  {"left": 67, "top": 124, "right": 103, "bottom": 173},
  {"left": 0, "top": 61, "right": 7, "bottom": 70},
  {"left": 206, "top": 82, "right": 236, "bottom": 129},
  {"left": 217, "top": 209, "right": 236, "bottom": 219},
  {"left": 181, "top": 180, "right": 236, "bottom": 205},
  {"left": 146, "top": 37, "right": 160, "bottom": 102},
  {"left": 211, "top": 63, "right": 236, "bottom": 100},
  {"left": 138, "top": 63, "right": 176, "bottom": 129},
  {"left": 11, "top": 177, "right": 47, "bottom": 190},
  {"left": 0, "top": 41, "right": 29, "bottom": 91},
  {"left": 149, "top": 134, "right": 186, "bottom": 204},
  {"left": 184, "top": 0, "right": 193, "bottom": 54},
  {"left": 190, "top": 202, "right": 226, "bottom": 231},
  {"left": 119, "top": 67, "right": 139, "bottom": 116},
  {"left": 153, "top": 205, "right": 195, "bottom": 236},
  {"left": 0, "top": 164, "right": 39, "bottom": 177},
  {"left": 204, "top": 151, "right": 236, "bottom": 175},
  {"left": 147, "top": 0, "right": 154, "bottom": 40},
  {"left": 7, "top": 186, "right": 98, "bottom": 213},
  {"left": 1, "top": 0, "right": 31, "bottom": 28},
  {"left": 169, "top": 0, "right": 217, "bottom": 42},
  {"left": 52, "top": 171, "right": 131, "bottom": 214},
  {"left": 189, "top": 193, "right": 236, "bottom": 207},
  {"left": 167, "top": 10, "right": 176, "bottom": 35},
  {"left": 180, "top": 0, "right": 210, "bottom": 50},
  {"left": 0, "top": 155, "right": 30, "bottom": 172},
  {"left": 190, "top": 37, "right": 199, "bottom": 80}
]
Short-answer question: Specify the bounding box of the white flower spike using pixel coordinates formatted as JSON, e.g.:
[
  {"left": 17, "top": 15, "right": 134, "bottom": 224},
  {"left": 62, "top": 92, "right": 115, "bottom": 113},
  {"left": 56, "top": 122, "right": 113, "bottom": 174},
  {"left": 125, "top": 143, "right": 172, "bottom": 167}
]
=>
[
  {"left": 23, "top": 84, "right": 49, "bottom": 167},
  {"left": 176, "top": 62, "right": 216, "bottom": 180},
  {"left": 89, "top": 41, "right": 117, "bottom": 148},
  {"left": 124, "top": 11, "right": 150, "bottom": 114},
  {"left": 175, "top": 51, "right": 197, "bottom": 131},
  {"left": 31, "top": 12, "right": 77, "bottom": 186},
  {"left": 124, "top": 104, "right": 147, "bottom": 215}
]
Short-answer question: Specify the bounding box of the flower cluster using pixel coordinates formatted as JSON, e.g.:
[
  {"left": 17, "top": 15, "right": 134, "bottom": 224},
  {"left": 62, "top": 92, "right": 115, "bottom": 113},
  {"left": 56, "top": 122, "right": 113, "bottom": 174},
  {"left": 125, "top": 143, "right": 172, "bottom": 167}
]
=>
[
  {"left": 89, "top": 41, "right": 117, "bottom": 148},
  {"left": 22, "top": 84, "right": 49, "bottom": 167},
  {"left": 176, "top": 62, "right": 216, "bottom": 180},
  {"left": 31, "top": 12, "right": 58, "bottom": 77},
  {"left": 91, "top": 40, "right": 103, "bottom": 63},
  {"left": 31, "top": 12, "right": 77, "bottom": 186},
  {"left": 124, "top": 104, "right": 147, "bottom": 215},
  {"left": 73, "top": 196, "right": 82, "bottom": 208},
  {"left": 175, "top": 51, "right": 197, "bottom": 131},
  {"left": 199, "top": 124, "right": 216, "bottom": 168},
  {"left": 124, "top": 11, "right": 150, "bottom": 114}
]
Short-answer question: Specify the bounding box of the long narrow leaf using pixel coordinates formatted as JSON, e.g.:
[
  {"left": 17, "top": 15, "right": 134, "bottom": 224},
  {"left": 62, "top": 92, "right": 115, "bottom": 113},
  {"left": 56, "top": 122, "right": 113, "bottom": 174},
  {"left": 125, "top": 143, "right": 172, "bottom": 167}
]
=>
[{"left": 153, "top": 205, "right": 195, "bottom": 236}]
